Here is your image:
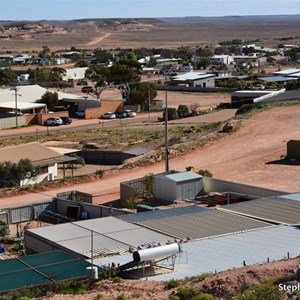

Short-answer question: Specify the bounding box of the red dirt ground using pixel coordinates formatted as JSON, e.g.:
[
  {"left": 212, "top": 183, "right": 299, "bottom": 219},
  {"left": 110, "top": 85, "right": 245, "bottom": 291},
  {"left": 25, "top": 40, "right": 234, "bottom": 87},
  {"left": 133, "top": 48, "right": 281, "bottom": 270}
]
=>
[{"left": 0, "top": 105, "right": 300, "bottom": 209}]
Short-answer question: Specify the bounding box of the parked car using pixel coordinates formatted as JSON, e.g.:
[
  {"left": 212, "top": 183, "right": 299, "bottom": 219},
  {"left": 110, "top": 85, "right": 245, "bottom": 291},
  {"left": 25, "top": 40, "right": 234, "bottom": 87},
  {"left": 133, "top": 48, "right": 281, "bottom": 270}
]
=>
[
  {"left": 44, "top": 117, "right": 63, "bottom": 126},
  {"left": 254, "top": 84, "right": 265, "bottom": 90},
  {"left": 101, "top": 112, "right": 116, "bottom": 119},
  {"left": 74, "top": 111, "right": 85, "bottom": 118},
  {"left": 124, "top": 110, "right": 136, "bottom": 117},
  {"left": 60, "top": 116, "right": 72, "bottom": 125},
  {"left": 115, "top": 111, "right": 128, "bottom": 118}
]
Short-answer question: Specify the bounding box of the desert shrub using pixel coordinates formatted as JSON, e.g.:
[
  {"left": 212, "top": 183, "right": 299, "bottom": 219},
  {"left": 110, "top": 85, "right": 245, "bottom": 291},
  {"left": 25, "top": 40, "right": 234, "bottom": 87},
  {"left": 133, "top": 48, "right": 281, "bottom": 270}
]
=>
[
  {"left": 192, "top": 294, "right": 215, "bottom": 300},
  {"left": 56, "top": 281, "right": 87, "bottom": 295},
  {"left": 112, "top": 276, "right": 122, "bottom": 283},
  {"left": 165, "top": 279, "right": 181, "bottom": 289},
  {"left": 177, "top": 104, "right": 190, "bottom": 118},
  {"left": 176, "top": 287, "right": 199, "bottom": 299},
  {"left": 197, "top": 169, "right": 213, "bottom": 177},
  {"left": 216, "top": 102, "right": 232, "bottom": 109},
  {"left": 237, "top": 280, "right": 284, "bottom": 300},
  {"left": 164, "top": 108, "right": 179, "bottom": 120},
  {"left": 96, "top": 169, "right": 104, "bottom": 177},
  {"left": 130, "top": 292, "right": 142, "bottom": 298},
  {"left": 116, "top": 294, "right": 128, "bottom": 300},
  {"left": 122, "top": 198, "right": 137, "bottom": 209},
  {"left": 235, "top": 104, "right": 256, "bottom": 115}
]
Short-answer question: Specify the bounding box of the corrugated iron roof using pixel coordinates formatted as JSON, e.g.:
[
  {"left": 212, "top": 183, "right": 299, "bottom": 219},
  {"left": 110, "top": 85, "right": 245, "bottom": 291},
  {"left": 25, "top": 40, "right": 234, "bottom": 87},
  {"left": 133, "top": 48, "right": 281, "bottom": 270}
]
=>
[
  {"left": 26, "top": 217, "right": 172, "bottom": 258},
  {"left": 258, "top": 76, "right": 297, "bottom": 82},
  {"left": 172, "top": 72, "right": 214, "bottom": 81},
  {"left": 219, "top": 196, "right": 300, "bottom": 225},
  {"left": 91, "top": 226, "right": 300, "bottom": 281},
  {"left": 279, "top": 193, "right": 300, "bottom": 202},
  {"left": 136, "top": 210, "right": 270, "bottom": 239},
  {"left": 273, "top": 68, "right": 300, "bottom": 75},
  {"left": 118, "top": 206, "right": 208, "bottom": 223},
  {"left": 0, "top": 142, "right": 63, "bottom": 164},
  {"left": 164, "top": 171, "right": 202, "bottom": 182}
]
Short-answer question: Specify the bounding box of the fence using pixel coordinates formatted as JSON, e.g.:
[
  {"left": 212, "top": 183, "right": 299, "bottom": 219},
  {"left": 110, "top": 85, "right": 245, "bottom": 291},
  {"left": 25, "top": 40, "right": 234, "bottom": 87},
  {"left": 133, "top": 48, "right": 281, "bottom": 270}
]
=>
[
  {"left": 156, "top": 85, "right": 237, "bottom": 93},
  {"left": 0, "top": 116, "right": 26, "bottom": 129},
  {"left": 203, "top": 177, "right": 285, "bottom": 198},
  {"left": 57, "top": 190, "right": 93, "bottom": 203},
  {"left": 55, "top": 198, "right": 130, "bottom": 219},
  {"left": 4, "top": 200, "right": 54, "bottom": 224}
]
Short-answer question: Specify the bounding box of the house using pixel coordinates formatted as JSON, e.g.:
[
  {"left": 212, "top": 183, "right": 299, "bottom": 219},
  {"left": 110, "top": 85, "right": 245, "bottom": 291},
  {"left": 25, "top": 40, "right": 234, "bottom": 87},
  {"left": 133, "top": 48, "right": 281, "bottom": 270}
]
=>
[
  {"left": 211, "top": 55, "right": 234, "bottom": 65},
  {"left": 0, "top": 143, "right": 76, "bottom": 186},
  {"left": 171, "top": 72, "right": 215, "bottom": 88}
]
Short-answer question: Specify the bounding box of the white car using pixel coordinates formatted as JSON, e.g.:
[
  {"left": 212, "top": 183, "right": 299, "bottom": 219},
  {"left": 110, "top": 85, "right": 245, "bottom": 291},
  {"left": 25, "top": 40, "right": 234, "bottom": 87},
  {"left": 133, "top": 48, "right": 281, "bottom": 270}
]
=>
[
  {"left": 124, "top": 110, "right": 136, "bottom": 117},
  {"left": 101, "top": 112, "right": 116, "bottom": 119},
  {"left": 44, "top": 117, "right": 63, "bottom": 126}
]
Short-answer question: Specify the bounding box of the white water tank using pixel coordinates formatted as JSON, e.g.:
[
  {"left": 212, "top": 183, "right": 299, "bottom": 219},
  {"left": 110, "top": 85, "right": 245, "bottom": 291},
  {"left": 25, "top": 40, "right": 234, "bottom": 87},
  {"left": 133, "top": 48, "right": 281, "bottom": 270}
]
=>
[
  {"left": 86, "top": 266, "right": 98, "bottom": 279},
  {"left": 133, "top": 243, "right": 181, "bottom": 263}
]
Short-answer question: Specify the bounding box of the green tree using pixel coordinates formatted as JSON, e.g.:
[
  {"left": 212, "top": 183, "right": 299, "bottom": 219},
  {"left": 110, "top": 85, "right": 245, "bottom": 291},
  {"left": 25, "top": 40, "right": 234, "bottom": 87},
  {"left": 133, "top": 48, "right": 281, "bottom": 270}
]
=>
[
  {"left": 0, "top": 68, "right": 17, "bottom": 86},
  {"left": 38, "top": 45, "right": 51, "bottom": 58},
  {"left": 127, "top": 82, "right": 157, "bottom": 109},
  {"left": 197, "top": 57, "right": 211, "bottom": 69},
  {"left": 27, "top": 67, "right": 66, "bottom": 87},
  {"left": 93, "top": 48, "right": 114, "bottom": 64},
  {"left": 163, "top": 107, "right": 178, "bottom": 120},
  {"left": 85, "top": 65, "right": 111, "bottom": 99},
  {"left": 147, "top": 57, "right": 157, "bottom": 67},
  {"left": 177, "top": 105, "right": 189, "bottom": 118},
  {"left": 0, "top": 159, "right": 40, "bottom": 188},
  {"left": 40, "top": 91, "right": 59, "bottom": 111}
]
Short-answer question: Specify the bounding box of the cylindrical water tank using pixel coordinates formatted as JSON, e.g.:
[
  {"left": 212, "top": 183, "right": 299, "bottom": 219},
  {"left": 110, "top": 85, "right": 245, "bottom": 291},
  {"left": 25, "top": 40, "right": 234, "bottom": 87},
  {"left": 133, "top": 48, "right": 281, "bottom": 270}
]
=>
[
  {"left": 86, "top": 266, "right": 98, "bottom": 280},
  {"left": 133, "top": 243, "right": 181, "bottom": 263}
]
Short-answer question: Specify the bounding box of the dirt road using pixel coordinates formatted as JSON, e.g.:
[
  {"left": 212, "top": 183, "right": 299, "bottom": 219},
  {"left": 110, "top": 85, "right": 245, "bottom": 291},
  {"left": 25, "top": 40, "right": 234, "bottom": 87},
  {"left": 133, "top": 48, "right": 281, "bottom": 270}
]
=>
[{"left": 1, "top": 106, "right": 300, "bottom": 208}]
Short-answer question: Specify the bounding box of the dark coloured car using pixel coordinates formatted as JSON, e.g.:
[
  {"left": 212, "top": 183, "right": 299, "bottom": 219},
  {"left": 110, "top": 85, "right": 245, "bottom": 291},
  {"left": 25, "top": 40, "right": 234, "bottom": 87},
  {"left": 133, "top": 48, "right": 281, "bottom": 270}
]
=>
[
  {"left": 61, "top": 117, "right": 72, "bottom": 125},
  {"left": 115, "top": 111, "right": 128, "bottom": 118}
]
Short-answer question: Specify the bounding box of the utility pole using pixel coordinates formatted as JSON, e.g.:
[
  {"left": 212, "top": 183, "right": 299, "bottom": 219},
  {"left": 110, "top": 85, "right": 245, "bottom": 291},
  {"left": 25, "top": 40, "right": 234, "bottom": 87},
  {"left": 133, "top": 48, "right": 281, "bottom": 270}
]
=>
[
  {"left": 164, "top": 72, "right": 169, "bottom": 172},
  {"left": 148, "top": 89, "right": 151, "bottom": 122}
]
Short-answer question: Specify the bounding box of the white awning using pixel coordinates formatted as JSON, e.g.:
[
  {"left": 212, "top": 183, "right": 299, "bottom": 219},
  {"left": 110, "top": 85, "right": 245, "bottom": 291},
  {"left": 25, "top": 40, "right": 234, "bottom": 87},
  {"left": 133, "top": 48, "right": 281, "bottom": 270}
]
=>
[{"left": 0, "top": 101, "right": 46, "bottom": 110}]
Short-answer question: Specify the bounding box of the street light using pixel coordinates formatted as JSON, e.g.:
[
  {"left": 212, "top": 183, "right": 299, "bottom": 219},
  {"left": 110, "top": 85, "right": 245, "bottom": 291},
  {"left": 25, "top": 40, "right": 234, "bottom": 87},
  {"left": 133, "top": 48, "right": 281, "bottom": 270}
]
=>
[{"left": 10, "top": 87, "right": 21, "bottom": 128}]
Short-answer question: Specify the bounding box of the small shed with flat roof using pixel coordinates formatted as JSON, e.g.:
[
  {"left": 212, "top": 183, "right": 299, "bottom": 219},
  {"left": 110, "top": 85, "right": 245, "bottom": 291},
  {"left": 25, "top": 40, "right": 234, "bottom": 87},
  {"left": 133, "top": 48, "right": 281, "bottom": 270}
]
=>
[{"left": 154, "top": 171, "right": 203, "bottom": 202}]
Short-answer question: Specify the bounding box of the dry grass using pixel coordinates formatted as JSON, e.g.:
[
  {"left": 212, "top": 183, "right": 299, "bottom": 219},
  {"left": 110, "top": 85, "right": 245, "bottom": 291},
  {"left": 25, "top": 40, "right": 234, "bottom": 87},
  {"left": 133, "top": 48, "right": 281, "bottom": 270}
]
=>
[{"left": 1, "top": 16, "right": 300, "bottom": 51}]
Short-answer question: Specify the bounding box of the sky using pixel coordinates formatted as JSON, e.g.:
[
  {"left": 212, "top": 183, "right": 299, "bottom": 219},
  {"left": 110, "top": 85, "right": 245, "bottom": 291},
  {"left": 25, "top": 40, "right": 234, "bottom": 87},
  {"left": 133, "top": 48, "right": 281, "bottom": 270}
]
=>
[{"left": 1, "top": 0, "right": 300, "bottom": 20}]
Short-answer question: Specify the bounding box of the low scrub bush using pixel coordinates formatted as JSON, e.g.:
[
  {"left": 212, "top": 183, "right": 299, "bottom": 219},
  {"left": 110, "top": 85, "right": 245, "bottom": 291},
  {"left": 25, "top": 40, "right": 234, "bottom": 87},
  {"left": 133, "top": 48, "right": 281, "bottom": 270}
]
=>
[{"left": 165, "top": 279, "right": 181, "bottom": 289}]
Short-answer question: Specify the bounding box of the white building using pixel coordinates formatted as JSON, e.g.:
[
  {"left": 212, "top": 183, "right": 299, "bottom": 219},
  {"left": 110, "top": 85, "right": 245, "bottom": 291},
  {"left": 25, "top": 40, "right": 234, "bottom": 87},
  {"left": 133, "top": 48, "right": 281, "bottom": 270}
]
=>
[
  {"left": 211, "top": 55, "right": 234, "bottom": 65},
  {"left": 0, "top": 143, "right": 74, "bottom": 186}
]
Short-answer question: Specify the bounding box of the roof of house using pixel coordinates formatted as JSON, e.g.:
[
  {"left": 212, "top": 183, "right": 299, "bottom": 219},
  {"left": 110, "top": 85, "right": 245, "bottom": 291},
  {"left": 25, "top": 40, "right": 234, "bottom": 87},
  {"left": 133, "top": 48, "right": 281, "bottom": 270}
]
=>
[
  {"left": 273, "top": 68, "right": 300, "bottom": 75},
  {"left": 133, "top": 209, "right": 270, "bottom": 239},
  {"left": 62, "top": 67, "right": 88, "bottom": 81},
  {"left": 0, "top": 142, "right": 63, "bottom": 164},
  {"left": 0, "top": 85, "right": 84, "bottom": 111},
  {"left": 92, "top": 225, "right": 300, "bottom": 281},
  {"left": 258, "top": 76, "right": 297, "bottom": 82},
  {"left": 26, "top": 217, "right": 172, "bottom": 259},
  {"left": 118, "top": 206, "right": 208, "bottom": 223},
  {"left": 219, "top": 196, "right": 300, "bottom": 225},
  {"left": 171, "top": 72, "right": 215, "bottom": 81}
]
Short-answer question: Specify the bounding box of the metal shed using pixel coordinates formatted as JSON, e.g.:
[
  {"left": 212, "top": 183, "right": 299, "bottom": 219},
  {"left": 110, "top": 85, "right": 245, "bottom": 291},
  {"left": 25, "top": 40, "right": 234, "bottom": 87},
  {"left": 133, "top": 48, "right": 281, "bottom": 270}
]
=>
[{"left": 154, "top": 172, "right": 203, "bottom": 202}]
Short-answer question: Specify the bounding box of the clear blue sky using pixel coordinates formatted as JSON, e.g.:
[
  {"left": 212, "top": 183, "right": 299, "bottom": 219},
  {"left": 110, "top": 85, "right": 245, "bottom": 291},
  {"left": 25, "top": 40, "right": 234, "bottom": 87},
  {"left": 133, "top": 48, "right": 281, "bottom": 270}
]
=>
[{"left": 1, "top": 0, "right": 300, "bottom": 20}]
